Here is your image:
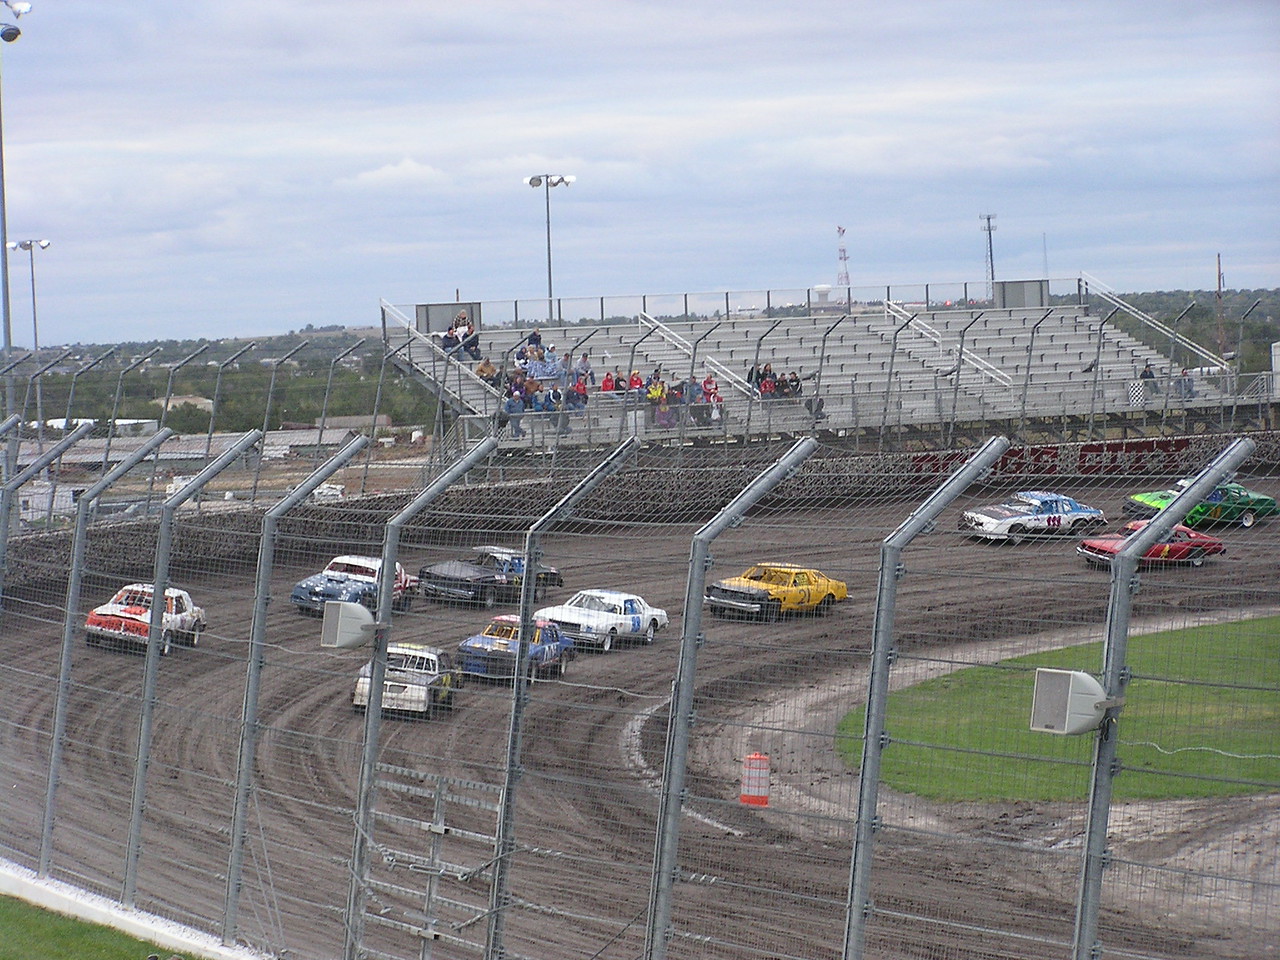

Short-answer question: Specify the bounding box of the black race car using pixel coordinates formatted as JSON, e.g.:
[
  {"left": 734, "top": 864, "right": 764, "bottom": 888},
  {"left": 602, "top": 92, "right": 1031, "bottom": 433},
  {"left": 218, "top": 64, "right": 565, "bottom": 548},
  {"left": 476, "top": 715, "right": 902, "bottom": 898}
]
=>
[{"left": 418, "top": 546, "right": 562, "bottom": 608}]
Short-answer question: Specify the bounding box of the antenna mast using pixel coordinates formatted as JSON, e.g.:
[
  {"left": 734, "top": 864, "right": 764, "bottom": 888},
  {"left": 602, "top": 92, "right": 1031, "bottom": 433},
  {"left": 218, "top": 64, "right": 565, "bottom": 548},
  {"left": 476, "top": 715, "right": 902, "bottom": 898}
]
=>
[
  {"left": 980, "top": 213, "right": 996, "bottom": 299},
  {"left": 1214, "top": 253, "right": 1226, "bottom": 356},
  {"left": 836, "top": 226, "right": 850, "bottom": 286}
]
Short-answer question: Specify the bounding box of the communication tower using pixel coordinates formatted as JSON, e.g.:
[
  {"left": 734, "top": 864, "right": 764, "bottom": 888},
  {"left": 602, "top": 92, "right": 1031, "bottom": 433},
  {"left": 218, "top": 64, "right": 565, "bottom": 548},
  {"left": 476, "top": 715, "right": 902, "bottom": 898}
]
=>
[
  {"left": 836, "top": 226, "right": 850, "bottom": 286},
  {"left": 980, "top": 213, "right": 996, "bottom": 299}
]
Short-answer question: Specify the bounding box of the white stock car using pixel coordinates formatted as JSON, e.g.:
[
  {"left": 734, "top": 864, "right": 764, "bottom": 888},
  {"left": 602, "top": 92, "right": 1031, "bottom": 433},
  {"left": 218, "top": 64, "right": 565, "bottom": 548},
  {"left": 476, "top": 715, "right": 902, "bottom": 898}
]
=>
[
  {"left": 534, "top": 589, "right": 669, "bottom": 653},
  {"left": 960, "top": 490, "right": 1106, "bottom": 543},
  {"left": 84, "top": 583, "right": 206, "bottom": 655}
]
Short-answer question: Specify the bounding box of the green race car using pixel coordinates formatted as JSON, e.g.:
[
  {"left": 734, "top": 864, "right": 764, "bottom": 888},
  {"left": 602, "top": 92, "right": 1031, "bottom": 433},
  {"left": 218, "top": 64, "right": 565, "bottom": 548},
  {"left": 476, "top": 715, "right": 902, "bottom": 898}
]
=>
[{"left": 1124, "top": 479, "right": 1277, "bottom": 529}]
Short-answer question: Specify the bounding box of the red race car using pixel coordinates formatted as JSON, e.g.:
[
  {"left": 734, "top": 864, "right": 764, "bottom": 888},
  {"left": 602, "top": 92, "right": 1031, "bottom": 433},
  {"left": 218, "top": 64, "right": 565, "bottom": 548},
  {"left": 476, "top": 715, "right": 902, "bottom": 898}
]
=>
[{"left": 1077, "top": 520, "right": 1226, "bottom": 568}]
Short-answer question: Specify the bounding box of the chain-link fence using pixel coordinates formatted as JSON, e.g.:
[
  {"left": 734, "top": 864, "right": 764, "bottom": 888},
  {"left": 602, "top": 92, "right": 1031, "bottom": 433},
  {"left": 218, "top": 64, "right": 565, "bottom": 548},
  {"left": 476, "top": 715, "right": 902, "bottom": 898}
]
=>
[{"left": 0, "top": 345, "right": 1276, "bottom": 960}]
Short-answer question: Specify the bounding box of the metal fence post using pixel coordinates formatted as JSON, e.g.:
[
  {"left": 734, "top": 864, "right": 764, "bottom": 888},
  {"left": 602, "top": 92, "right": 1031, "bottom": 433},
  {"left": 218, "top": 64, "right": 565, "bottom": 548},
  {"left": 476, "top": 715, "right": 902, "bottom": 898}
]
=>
[
  {"left": 0, "top": 421, "right": 95, "bottom": 606},
  {"left": 223, "top": 434, "right": 372, "bottom": 945},
  {"left": 1071, "top": 436, "right": 1256, "bottom": 960},
  {"left": 40, "top": 428, "right": 174, "bottom": 876},
  {"left": 344, "top": 436, "right": 500, "bottom": 960},
  {"left": 487, "top": 437, "right": 641, "bottom": 960},
  {"left": 843, "top": 436, "right": 1010, "bottom": 960},
  {"left": 122, "top": 430, "right": 262, "bottom": 908},
  {"left": 645, "top": 437, "right": 818, "bottom": 960}
]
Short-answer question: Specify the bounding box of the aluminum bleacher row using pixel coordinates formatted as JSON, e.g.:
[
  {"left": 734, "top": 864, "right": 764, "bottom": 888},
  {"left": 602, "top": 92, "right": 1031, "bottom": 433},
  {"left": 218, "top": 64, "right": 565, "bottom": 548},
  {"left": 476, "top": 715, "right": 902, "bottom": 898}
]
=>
[{"left": 382, "top": 300, "right": 1238, "bottom": 450}]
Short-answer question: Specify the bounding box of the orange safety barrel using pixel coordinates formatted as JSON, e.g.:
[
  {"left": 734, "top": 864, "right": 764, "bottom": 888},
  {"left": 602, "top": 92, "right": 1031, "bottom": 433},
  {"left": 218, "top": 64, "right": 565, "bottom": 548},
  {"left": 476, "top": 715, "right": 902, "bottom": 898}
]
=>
[{"left": 739, "top": 752, "right": 770, "bottom": 807}]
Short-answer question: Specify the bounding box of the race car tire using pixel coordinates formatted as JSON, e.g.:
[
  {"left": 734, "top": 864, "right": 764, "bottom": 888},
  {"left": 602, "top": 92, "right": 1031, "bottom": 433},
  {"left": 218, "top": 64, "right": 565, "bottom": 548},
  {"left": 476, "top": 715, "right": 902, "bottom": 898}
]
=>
[
  {"left": 161, "top": 631, "right": 174, "bottom": 657},
  {"left": 816, "top": 595, "right": 835, "bottom": 616},
  {"left": 534, "top": 582, "right": 547, "bottom": 602},
  {"left": 644, "top": 620, "right": 657, "bottom": 644},
  {"left": 601, "top": 629, "right": 615, "bottom": 654},
  {"left": 480, "top": 587, "right": 498, "bottom": 609},
  {"left": 1189, "top": 551, "right": 1205, "bottom": 568},
  {"left": 763, "top": 600, "right": 781, "bottom": 623},
  {"left": 1007, "top": 524, "right": 1027, "bottom": 545},
  {"left": 85, "top": 632, "right": 99, "bottom": 648},
  {"left": 1239, "top": 510, "right": 1257, "bottom": 528}
]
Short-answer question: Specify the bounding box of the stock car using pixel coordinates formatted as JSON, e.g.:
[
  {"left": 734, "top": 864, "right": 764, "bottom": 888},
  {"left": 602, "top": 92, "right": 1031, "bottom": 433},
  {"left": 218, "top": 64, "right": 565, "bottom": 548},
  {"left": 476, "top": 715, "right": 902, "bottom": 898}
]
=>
[
  {"left": 960, "top": 490, "right": 1106, "bottom": 542},
  {"left": 419, "top": 546, "right": 563, "bottom": 607},
  {"left": 84, "top": 583, "right": 206, "bottom": 655},
  {"left": 1125, "top": 479, "right": 1277, "bottom": 529},
  {"left": 456, "top": 615, "right": 574, "bottom": 681},
  {"left": 1077, "top": 520, "right": 1226, "bottom": 567},
  {"left": 290, "top": 555, "right": 418, "bottom": 615},
  {"left": 705, "top": 563, "right": 847, "bottom": 620},
  {"left": 534, "top": 589, "right": 669, "bottom": 653},
  {"left": 352, "top": 643, "right": 459, "bottom": 718}
]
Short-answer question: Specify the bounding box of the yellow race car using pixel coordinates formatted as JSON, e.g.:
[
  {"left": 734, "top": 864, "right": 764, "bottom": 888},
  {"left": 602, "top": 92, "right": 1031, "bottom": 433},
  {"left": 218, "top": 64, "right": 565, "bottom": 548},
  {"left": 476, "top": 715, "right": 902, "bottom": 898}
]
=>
[{"left": 705, "top": 563, "right": 848, "bottom": 620}]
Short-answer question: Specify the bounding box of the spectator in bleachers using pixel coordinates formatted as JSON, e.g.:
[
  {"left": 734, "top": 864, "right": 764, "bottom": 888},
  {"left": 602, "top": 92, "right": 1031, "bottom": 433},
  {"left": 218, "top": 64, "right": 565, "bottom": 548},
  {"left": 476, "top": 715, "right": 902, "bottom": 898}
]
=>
[
  {"left": 1140, "top": 361, "right": 1159, "bottom": 396},
  {"left": 475, "top": 356, "right": 500, "bottom": 387},
  {"left": 459, "top": 319, "right": 481, "bottom": 360},
  {"left": 569, "top": 375, "right": 590, "bottom": 412},
  {"left": 601, "top": 370, "right": 615, "bottom": 392},
  {"left": 504, "top": 392, "right": 526, "bottom": 437},
  {"left": 574, "top": 352, "right": 596, "bottom": 385},
  {"left": 440, "top": 327, "right": 462, "bottom": 358},
  {"left": 701, "top": 373, "right": 719, "bottom": 403},
  {"left": 628, "top": 370, "right": 644, "bottom": 393},
  {"left": 1176, "top": 368, "right": 1196, "bottom": 399},
  {"left": 526, "top": 328, "right": 543, "bottom": 349}
]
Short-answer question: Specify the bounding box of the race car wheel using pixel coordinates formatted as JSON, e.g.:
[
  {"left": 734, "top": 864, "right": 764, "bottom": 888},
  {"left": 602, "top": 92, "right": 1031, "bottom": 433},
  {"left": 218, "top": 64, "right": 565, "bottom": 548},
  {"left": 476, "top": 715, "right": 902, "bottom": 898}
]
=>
[
  {"left": 816, "top": 595, "right": 835, "bottom": 616},
  {"left": 1239, "top": 510, "right": 1257, "bottom": 528},
  {"left": 534, "top": 582, "right": 547, "bottom": 602},
  {"left": 85, "top": 632, "right": 99, "bottom": 648},
  {"left": 161, "top": 631, "right": 174, "bottom": 657},
  {"left": 601, "top": 629, "right": 615, "bottom": 654},
  {"left": 644, "top": 620, "right": 657, "bottom": 644},
  {"left": 392, "top": 593, "right": 413, "bottom": 613},
  {"left": 185, "top": 627, "right": 202, "bottom": 648},
  {"left": 1189, "top": 551, "right": 1205, "bottom": 568},
  {"left": 1007, "top": 524, "right": 1027, "bottom": 544},
  {"left": 762, "top": 600, "right": 781, "bottom": 623},
  {"left": 480, "top": 587, "right": 498, "bottom": 609}
]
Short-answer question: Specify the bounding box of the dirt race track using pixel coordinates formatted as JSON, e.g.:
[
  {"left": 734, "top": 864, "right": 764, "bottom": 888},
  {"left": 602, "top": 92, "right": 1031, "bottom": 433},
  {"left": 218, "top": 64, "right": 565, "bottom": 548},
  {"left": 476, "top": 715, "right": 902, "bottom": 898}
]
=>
[{"left": 1, "top": 479, "right": 1277, "bottom": 960}]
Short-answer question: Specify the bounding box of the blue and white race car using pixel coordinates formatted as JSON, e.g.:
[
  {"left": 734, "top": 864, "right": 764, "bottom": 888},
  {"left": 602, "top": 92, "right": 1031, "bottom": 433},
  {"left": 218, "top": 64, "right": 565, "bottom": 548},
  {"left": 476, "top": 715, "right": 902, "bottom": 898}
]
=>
[
  {"left": 457, "top": 615, "right": 575, "bottom": 681},
  {"left": 290, "top": 555, "right": 418, "bottom": 615},
  {"left": 535, "top": 589, "right": 669, "bottom": 653},
  {"left": 960, "top": 490, "right": 1106, "bottom": 542}
]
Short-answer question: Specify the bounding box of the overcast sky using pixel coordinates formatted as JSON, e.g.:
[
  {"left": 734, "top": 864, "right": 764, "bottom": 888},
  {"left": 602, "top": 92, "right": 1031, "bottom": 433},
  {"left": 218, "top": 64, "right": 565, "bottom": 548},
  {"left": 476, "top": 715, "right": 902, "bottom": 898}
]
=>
[{"left": 0, "top": 0, "right": 1276, "bottom": 347}]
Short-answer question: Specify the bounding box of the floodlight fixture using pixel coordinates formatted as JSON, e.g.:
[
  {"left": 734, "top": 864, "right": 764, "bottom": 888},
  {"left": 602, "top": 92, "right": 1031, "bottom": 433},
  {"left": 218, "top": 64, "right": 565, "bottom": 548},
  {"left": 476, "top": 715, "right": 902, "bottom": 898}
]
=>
[
  {"left": 0, "top": 23, "right": 18, "bottom": 42},
  {"left": 523, "top": 173, "right": 576, "bottom": 322}
]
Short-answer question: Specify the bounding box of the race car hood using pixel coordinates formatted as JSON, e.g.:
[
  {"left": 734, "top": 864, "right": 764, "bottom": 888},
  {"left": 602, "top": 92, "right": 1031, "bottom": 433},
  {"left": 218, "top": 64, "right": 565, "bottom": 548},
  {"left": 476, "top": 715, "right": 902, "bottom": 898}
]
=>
[
  {"left": 710, "top": 577, "right": 771, "bottom": 596},
  {"left": 966, "top": 503, "right": 1034, "bottom": 521},
  {"left": 423, "top": 560, "right": 509, "bottom": 582},
  {"left": 536, "top": 604, "right": 614, "bottom": 629},
  {"left": 460, "top": 634, "right": 520, "bottom": 654},
  {"left": 87, "top": 601, "right": 150, "bottom": 623}
]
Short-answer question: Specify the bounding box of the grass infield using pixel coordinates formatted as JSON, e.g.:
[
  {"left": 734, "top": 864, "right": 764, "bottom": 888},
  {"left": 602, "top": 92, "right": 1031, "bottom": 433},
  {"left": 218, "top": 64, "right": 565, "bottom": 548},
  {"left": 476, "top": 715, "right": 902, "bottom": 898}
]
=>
[
  {"left": 0, "top": 894, "right": 172, "bottom": 960},
  {"left": 835, "top": 615, "right": 1280, "bottom": 801}
]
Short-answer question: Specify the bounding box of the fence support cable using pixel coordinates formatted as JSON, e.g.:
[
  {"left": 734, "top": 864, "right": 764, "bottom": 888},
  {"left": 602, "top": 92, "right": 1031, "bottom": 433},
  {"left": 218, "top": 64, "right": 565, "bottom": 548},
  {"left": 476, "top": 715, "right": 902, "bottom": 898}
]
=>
[
  {"left": 344, "top": 436, "right": 500, "bottom": 960},
  {"left": 1072, "top": 436, "right": 1256, "bottom": 960},
  {"left": 122, "top": 429, "right": 262, "bottom": 908},
  {"left": 486, "top": 436, "right": 641, "bottom": 960},
  {"left": 223, "top": 433, "right": 372, "bottom": 945},
  {"left": 843, "top": 435, "right": 1010, "bottom": 960},
  {"left": 645, "top": 436, "right": 818, "bottom": 960},
  {"left": 41, "top": 428, "right": 174, "bottom": 876}
]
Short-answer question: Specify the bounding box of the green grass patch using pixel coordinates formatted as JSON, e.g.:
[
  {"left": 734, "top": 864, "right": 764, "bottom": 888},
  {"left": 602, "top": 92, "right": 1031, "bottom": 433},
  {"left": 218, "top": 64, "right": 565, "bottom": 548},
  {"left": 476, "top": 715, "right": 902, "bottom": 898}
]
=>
[
  {"left": 835, "top": 616, "right": 1280, "bottom": 802},
  {"left": 0, "top": 895, "right": 173, "bottom": 960}
]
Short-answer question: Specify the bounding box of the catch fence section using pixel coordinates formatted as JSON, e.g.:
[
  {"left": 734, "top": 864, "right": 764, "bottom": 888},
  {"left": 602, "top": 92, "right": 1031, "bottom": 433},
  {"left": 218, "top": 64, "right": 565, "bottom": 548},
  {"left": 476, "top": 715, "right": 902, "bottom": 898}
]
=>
[{"left": 0, "top": 431, "right": 1275, "bottom": 960}]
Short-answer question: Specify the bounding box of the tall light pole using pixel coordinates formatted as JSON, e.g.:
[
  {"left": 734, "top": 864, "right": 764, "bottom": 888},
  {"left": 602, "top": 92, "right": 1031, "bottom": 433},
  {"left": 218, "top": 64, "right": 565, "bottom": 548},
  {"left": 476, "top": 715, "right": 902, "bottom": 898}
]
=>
[
  {"left": 8, "top": 238, "right": 47, "bottom": 443},
  {"left": 0, "top": 12, "right": 24, "bottom": 485},
  {"left": 523, "top": 173, "right": 575, "bottom": 323}
]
